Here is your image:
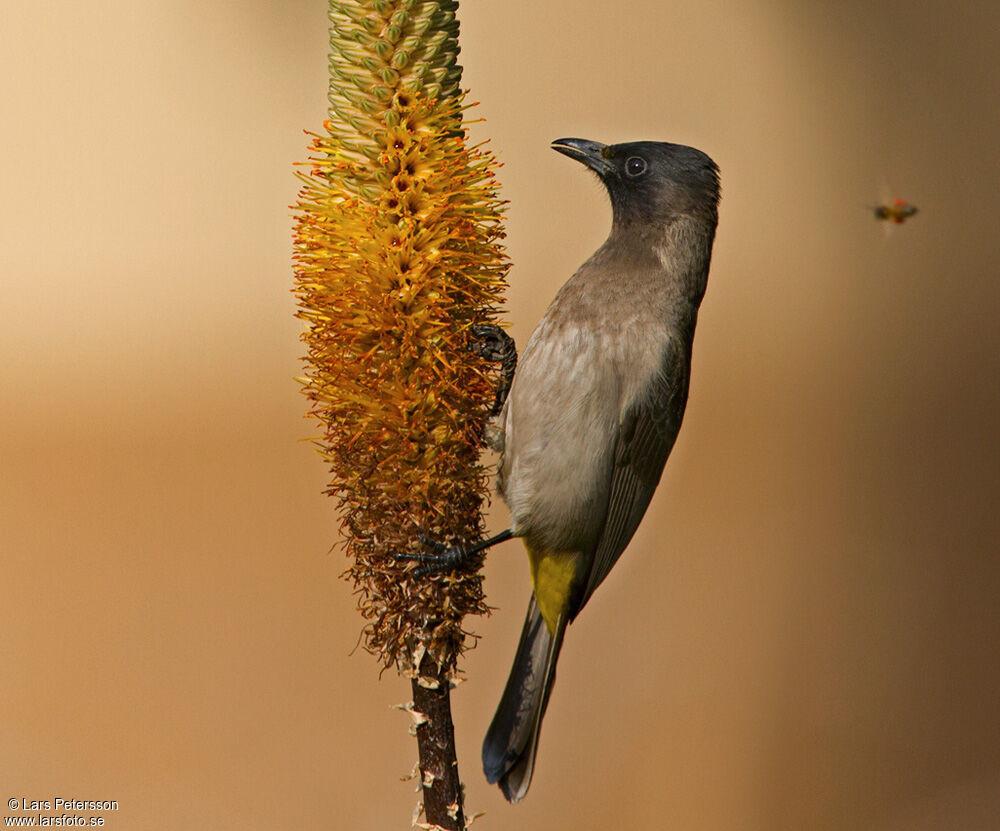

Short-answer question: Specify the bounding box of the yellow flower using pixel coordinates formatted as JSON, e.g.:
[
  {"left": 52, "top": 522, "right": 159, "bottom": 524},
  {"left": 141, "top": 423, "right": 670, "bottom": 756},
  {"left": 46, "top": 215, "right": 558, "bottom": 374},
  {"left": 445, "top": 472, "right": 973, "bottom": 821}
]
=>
[{"left": 293, "top": 1, "right": 508, "bottom": 671}]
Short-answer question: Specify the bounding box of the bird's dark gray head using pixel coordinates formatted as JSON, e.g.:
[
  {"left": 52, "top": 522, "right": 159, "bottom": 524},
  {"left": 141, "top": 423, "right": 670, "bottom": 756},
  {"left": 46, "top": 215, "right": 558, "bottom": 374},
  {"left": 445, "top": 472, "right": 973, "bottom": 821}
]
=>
[{"left": 551, "top": 138, "right": 720, "bottom": 230}]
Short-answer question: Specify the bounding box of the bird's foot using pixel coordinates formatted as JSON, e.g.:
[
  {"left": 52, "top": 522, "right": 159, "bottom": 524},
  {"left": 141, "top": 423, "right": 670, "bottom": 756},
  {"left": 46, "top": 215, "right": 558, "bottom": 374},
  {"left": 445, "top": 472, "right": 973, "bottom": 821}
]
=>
[
  {"left": 394, "top": 534, "right": 479, "bottom": 578},
  {"left": 469, "top": 323, "right": 516, "bottom": 363},
  {"left": 468, "top": 323, "right": 517, "bottom": 416},
  {"left": 394, "top": 529, "right": 514, "bottom": 577}
]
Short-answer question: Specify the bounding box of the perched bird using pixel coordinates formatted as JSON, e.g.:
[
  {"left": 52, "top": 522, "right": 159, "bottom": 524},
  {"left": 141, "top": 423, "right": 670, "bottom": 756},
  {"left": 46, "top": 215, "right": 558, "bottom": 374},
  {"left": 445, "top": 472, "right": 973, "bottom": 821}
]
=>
[{"left": 401, "top": 137, "right": 720, "bottom": 802}]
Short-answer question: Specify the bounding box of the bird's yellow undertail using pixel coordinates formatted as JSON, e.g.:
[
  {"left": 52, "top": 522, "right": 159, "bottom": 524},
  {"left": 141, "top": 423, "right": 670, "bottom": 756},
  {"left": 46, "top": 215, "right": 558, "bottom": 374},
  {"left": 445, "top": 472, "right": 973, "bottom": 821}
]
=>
[{"left": 526, "top": 545, "right": 581, "bottom": 635}]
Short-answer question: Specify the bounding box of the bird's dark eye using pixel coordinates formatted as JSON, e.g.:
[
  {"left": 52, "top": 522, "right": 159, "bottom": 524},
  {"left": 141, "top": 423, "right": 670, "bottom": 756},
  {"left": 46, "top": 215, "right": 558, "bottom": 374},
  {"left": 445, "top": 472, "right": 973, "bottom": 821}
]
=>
[{"left": 625, "top": 156, "right": 647, "bottom": 177}]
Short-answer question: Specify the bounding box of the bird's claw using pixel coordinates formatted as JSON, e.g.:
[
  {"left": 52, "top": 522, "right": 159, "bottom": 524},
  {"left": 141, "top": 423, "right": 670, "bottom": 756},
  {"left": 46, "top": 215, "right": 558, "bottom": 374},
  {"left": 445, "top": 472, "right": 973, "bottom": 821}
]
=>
[
  {"left": 468, "top": 324, "right": 517, "bottom": 416},
  {"left": 469, "top": 323, "right": 515, "bottom": 364},
  {"left": 393, "top": 533, "right": 475, "bottom": 577}
]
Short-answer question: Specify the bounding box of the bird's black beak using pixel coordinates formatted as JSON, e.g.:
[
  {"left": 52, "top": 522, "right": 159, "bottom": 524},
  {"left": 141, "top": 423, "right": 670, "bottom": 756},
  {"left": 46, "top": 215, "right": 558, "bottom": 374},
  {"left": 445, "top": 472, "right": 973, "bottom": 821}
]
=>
[{"left": 551, "top": 138, "right": 612, "bottom": 176}]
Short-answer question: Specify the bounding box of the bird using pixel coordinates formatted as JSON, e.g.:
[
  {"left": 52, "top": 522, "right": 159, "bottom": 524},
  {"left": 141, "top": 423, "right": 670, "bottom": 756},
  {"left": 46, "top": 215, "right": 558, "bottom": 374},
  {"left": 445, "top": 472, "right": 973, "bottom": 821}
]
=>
[{"left": 401, "top": 136, "right": 720, "bottom": 802}]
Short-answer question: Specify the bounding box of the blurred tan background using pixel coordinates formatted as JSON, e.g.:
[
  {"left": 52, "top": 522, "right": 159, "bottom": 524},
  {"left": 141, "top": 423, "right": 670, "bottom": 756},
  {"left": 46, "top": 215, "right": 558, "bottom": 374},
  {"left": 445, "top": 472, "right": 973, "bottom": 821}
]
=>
[{"left": 2, "top": 1, "right": 998, "bottom": 829}]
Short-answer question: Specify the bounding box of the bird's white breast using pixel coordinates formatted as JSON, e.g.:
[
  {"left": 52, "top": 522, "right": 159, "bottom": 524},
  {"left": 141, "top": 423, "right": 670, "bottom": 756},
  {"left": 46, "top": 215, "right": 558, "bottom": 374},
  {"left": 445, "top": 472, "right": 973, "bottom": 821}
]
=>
[{"left": 498, "top": 291, "right": 665, "bottom": 552}]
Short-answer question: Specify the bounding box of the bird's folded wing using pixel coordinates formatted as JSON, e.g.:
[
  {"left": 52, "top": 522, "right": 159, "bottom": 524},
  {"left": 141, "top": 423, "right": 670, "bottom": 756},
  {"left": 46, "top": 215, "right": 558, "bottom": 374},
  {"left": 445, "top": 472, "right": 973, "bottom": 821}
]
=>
[{"left": 575, "top": 335, "right": 689, "bottom": 614}]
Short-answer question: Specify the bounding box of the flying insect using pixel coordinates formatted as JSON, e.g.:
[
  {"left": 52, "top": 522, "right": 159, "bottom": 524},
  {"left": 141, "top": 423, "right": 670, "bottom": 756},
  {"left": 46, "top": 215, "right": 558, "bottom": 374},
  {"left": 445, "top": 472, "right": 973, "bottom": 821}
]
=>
[{"left": 873, "top": 197, "right": 919, "bottom": 224}]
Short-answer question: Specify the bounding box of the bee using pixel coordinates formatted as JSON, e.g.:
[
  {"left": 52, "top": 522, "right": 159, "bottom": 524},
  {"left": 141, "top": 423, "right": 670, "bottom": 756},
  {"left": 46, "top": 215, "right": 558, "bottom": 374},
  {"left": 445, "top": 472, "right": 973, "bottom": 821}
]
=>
[{"left": 873, "top": 197, "right": 919, "bottom": 224}]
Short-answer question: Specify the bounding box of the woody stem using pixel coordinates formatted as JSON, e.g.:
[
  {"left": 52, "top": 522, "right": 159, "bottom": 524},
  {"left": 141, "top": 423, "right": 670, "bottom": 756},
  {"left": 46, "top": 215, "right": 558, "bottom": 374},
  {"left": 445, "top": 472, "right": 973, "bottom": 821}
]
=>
[{"left": 411, "top": 650, "right": 466, "bottom": 830}]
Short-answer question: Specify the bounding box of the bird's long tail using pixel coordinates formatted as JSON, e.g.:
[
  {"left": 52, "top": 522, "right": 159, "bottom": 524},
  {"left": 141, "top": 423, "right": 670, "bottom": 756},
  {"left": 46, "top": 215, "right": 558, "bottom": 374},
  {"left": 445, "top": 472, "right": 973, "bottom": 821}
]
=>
[{"left": 482, "top": 594, "right": 566, "bottom": 803}]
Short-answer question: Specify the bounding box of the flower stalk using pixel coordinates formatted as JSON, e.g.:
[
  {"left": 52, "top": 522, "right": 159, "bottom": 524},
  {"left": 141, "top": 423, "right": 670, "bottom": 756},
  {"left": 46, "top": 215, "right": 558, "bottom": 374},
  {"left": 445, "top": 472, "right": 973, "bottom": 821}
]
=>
[{"left": 292, "top": 1, "right": 508, "bottom": 826}]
